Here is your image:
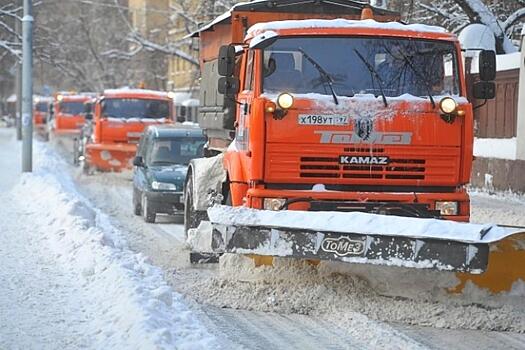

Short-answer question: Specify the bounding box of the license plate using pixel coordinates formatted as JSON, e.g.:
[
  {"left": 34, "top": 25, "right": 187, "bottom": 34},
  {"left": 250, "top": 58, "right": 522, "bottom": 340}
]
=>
[{"left": 298, "top": 114, "right": 349, "bottom": 126}]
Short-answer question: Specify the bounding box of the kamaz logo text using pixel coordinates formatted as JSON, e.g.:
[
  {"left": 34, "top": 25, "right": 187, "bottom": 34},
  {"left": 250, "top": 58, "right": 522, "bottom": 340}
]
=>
[
  {"left": 315, "top": 131, "right": 412, "bottom": 145},
  {"left": 321, "top": 236, "right": 365, "bottom": 257},
  {"left": 339, "top": 155, "right": 390, "bottom": 165}
]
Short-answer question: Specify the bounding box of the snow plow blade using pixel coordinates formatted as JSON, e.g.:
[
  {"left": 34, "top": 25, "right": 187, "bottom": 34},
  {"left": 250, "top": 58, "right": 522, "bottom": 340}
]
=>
[
  {"left": 85, "top": 143, "right": 137, "bottom": 172},
  {"left": 207, "top": 206, "right": 525, "bottom": 276}
]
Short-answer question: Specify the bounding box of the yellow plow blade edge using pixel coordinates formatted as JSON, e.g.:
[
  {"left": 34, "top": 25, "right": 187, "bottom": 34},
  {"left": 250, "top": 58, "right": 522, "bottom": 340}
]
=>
[{"left": 452, "top": 232, "right": 525, "bottom": 294}]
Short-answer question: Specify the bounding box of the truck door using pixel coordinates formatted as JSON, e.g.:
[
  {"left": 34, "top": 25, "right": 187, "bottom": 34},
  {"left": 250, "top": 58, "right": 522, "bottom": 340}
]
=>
[{"left": 230, "top": 49, "right": 256, "bottom": 205}]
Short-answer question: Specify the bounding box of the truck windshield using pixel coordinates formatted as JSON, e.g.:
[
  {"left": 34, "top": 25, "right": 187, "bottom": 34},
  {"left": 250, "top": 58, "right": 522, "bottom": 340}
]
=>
[
  {"left": 102, "top": 98, "right": 170, "bottom": 119},
  {"left": 262, "top": 37, "right": 460, "bottom": 99},
  {"left": 59, "top": 101, "right": 85, "bottom": 115},
  {"left": 147, "top": 137, "right": 206, "bottom": 166}
]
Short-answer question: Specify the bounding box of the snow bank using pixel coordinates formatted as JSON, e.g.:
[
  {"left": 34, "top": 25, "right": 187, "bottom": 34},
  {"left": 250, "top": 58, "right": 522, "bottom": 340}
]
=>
[
  {"left": 474, "top": 137, "right": 517, "bottom": 160},
  {"left": 11, "top": 142, "right": 216, "bottom": 349}
]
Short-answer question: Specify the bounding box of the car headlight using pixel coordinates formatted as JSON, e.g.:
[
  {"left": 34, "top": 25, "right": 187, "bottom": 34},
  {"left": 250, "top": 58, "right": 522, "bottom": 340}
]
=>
[
  {"left": 151, "top": 181, "right": 177, "bottom": 191},
  {"left": 276, "top": 93, "right": 294, "bottom": 109},
  {"left": 263, "top": 198, "right": 286, "bottom": 211},
  {"left": 435, "top": 201, "right": 458, "bottom": 215},
  {"left": 439, "top": 97, "right": 458, "bottom": 115}
]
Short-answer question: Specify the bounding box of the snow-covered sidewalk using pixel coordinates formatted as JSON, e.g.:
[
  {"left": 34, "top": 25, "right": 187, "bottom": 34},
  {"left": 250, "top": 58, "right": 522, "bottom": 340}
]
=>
[{"left": 0, "top": 129, "right": 216, "bottom": 349}]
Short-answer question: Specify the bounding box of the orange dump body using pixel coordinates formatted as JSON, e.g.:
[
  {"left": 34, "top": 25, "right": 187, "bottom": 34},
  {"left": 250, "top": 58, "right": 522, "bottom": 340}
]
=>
[
  {"left": 85, "top": 90, "right": 174, "bottom": 172},
  {"left": 53, "top": 95, "right": 91, "bottom": 137}
]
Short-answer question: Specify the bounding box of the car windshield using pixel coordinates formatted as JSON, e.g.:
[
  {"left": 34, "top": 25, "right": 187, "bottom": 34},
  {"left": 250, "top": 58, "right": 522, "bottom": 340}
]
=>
[
  {"left": 147, "top": 137, "right": 205, "bottom": 166},
  {"left": 35, "top": 102, "right": 48, "bottom": 112},
  {"left": 262, "top": 36, "right": 460, "bottom": 98},
  {"left": 59, "top": 101, "right": 85, "bottom": 115},
  {"left": 102, "top": 98, "right": 170, "bottom": 119}
]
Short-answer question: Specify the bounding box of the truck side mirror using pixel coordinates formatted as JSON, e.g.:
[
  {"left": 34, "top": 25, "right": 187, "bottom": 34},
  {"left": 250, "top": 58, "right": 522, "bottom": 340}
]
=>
[
  {"left": 218, "top": 77, "right": 240, "bottom": 95},
  {"left": 479, "top": 50, "right": 496, "bottom": 81},
  {"left": 133, "top": 156, "right": 144, "bottom": 167},
  {"left": 218, "top": 45, "right": 236, "bottom": 77},
  {"left": 473, "top": 81, "right": 495, "bottom": 100}
]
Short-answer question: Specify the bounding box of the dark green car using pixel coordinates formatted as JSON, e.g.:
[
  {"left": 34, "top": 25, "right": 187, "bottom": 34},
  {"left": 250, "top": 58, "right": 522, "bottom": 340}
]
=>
[{"left": 132, "top": 124, "right": 205, "bottom": 223}]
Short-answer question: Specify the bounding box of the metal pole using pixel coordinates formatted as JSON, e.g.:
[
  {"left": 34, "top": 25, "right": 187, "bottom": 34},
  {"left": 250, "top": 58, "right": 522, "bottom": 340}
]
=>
[
  {"left": 15, "top": 14, "right": 22, "bottom": 140},
  {"left": 21, "top": 0, "right": 33, "bottom": 172}
]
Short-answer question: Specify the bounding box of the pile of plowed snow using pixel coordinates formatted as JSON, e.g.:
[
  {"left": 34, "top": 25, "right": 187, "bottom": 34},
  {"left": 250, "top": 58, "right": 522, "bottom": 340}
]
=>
[
  {"left": 9, "top": 142, "right": 216, "bottom": 349},
  {"left": 178, "top": 253, "right": 525, "bottom": 333}
]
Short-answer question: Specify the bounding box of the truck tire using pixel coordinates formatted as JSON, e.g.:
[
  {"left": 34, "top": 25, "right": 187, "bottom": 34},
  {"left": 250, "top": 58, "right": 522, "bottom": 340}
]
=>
[
  {"left": 184, "top": 175, "right": 208, "bottom": 238},
  {"left": 73, "top": 138, "right": 80, "bottom": 166},
  {"left": 142, "top": 194, "right": 156, "bottom": 223},
  {"left": 133, "top": 190, "right": 142, "bottom": 216}
]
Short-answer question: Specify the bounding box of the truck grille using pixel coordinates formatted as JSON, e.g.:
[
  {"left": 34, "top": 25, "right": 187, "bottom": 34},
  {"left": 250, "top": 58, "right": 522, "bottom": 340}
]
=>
[{"left": 299, "top": 156, "right": 426, "bottom": 180}]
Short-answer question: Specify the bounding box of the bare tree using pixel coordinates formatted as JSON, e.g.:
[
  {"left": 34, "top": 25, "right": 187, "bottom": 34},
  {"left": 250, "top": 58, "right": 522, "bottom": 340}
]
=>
[{"left": 414, "top": 0, "right": 524, "bottom": 53}]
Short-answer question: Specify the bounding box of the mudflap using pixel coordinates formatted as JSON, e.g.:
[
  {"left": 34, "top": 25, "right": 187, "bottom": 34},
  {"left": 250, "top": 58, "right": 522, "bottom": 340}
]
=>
[
  {"left": 210, "top": 224, "right": 489, "bottom": 273},
  {"left": 189, "top": 252, "right": 222, "bottom": 264}
]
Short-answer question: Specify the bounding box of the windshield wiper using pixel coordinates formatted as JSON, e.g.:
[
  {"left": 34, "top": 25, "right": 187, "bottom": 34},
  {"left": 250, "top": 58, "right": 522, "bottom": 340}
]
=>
[
  {"left": 353, "top": 49, "right": 388, "bottom": 107},
  {"left": 394, "top": 50, "right": 436, "bottom": 108},
  {"left": 298, "top": 47, "right": 339, "bottom": 105}
]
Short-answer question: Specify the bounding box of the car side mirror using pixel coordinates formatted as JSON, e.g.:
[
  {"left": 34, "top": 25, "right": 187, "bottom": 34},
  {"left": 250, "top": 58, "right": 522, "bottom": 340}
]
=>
[
  {"left": 133, "top": 156, "right": 144, "bottom": 167},
  {"left": 473, "top": 81, "right": 495, "bottom": 100},
  {"left": 177, "top": 116, "right": 185, "bottom": 123},
  {"left": 479, "top": 50, "right": 496, "bottom": 81},
  {"left": 218, "top": 45, "right": 236, "bottom": 77},
  {"left": 218, "top": 77, "right": 240, "bottom": 96}
]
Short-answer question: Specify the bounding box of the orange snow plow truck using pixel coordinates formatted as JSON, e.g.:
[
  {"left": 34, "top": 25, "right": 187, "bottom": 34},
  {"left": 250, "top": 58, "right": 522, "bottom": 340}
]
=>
[
  {"left": 52, "top": 93, "right": 93, "bottom": 137},
  {"left": 184, "top": 0, "right": 525, "bottom": 294},
  {"left": 81, "top": 89, "right": 174, "bottom": 172},
  {"left": 33, "top": 96, "right": 53, "bottom": 139}
]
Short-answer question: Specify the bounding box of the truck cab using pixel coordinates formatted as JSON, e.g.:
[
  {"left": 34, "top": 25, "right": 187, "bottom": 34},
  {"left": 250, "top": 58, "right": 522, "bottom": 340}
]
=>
[
  {"left": 52, "top": 93, "right": 92, "bottom": 137},
  {"left": 190, "top": 2, "right": 495, "bottom": 224},
  {"left": 83, "top": 89, "right": 175, "bottom": 172}
]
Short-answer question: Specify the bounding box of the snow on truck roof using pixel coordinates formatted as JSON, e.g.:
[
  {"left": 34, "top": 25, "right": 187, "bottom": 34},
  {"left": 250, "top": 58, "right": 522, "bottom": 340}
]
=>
[
  {"left": 247, "top": 19, "right": 447, "bottom": 37},
  {"left": 102, "top": 89, "right": 171, "bottom": 99}
]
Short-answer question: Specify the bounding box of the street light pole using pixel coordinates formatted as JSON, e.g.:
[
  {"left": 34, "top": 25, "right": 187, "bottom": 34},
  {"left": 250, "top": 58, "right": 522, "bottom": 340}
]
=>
[
  {"left": 21, "top": 0, "right": 33, "bottom": 172},
  {"left": 15, "top": 13, "right": 22, "bottom": 141}
]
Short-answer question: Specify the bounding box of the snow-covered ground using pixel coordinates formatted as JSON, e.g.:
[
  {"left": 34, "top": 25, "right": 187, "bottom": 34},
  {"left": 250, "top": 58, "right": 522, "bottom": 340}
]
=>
[{"left": 0, "top": 129, "right": 216, "bottom": 349}]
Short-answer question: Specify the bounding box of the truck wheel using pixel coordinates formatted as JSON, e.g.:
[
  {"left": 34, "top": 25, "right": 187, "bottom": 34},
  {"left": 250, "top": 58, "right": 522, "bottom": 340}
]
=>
[
  {"left": 73, "top": 138, "right": 80, "bottom": 166},
  {"left": 82, "top": 160, "right": 92, "bottom": 175},
  {"left": 184, "top": 175, "right": 208, "bottom": 238},
  {"left": 142, "top": 195, "right": 156, "bottom": 223},
  {"left": 133, "top": 190, "right": 142, "bottom": 216}
]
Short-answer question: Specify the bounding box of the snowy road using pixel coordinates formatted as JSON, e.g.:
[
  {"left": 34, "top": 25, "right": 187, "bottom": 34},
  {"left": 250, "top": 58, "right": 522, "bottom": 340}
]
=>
[
  {"left": 61, "top": 133, "right": 525, "bottom": 348},
  {"left": 3, "top": 127, "right": 525, "bottom": 349}
]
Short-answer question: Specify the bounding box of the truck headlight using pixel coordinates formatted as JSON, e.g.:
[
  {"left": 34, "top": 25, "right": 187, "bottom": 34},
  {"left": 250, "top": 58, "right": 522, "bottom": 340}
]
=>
[
  {"left": 277, "top": 93, "right": 294, "bottom": 109},
  {"left": 435, "top": 201, "right": 458, "bottom": 215},
  {"left": 439, "top": 97, "right": 458, "bottom": 114},
  {"left": 263, "top": 198, "right": 286, "bottom": 211},
  {"left": 151, "top": 181, "right": 177, "bottom": 191}
]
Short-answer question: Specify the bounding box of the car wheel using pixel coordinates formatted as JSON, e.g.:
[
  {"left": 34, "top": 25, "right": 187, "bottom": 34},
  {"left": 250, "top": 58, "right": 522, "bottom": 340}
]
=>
[
  {"left": 142, "top": 194, "right": 156, "bottom": 223},
  {"left": 184, "top": 175, "right": 208, "bottom": 238}
]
